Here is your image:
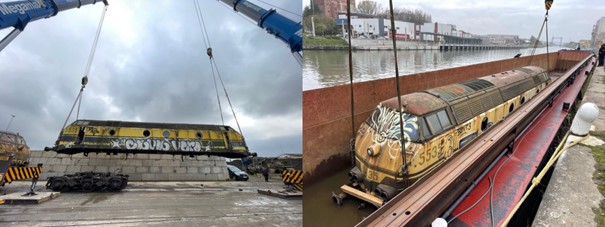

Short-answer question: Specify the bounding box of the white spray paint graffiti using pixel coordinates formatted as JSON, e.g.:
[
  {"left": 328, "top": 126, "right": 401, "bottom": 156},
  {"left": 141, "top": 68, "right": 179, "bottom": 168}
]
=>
[
  {"left": 369, "top": 104, "right": 419, "bottom": 158},
  {"left": 112, "top": 138, "right": 212, "bottom": 152}
]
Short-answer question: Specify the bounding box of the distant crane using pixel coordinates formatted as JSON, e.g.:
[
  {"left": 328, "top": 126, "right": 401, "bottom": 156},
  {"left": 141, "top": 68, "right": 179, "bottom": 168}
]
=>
[
  {"left": 4, "top": 114, "right": 15, "bottom": 131},
  {"left": 551, "top": 36, "right": 563, "bottom": 46}
]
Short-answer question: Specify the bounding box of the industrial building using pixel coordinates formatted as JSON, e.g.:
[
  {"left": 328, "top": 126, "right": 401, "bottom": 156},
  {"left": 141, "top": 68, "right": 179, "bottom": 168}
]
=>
[
  {"left": 347, "top": 18, "right": 484, "bottom": 45},
  {"left": 591, "top": 16, "right": 605, "bottom": 50},
  {"left": 312, "top": 1, "right": 521, "bottom": 46},
  {"left": 349, "top": 18, "right": 415, "bottom": 39},
  {"left": 314, "top": 0, "right": 355, "bottom": 20}
]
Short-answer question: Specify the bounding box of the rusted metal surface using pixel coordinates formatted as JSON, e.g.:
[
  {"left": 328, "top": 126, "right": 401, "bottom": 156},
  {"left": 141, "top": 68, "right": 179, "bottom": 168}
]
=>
[
  {"left": 303, "top": 53, "right": 558, "bottom": 186},
  {"left": 381, "top": 92, "right": 448, "bottom": 115},
  {"left": 355, "top": 53, "right": 593, "bottom": 227},
  {"left": 481, "top": 66, "right": 541, "bottom": 87},
  {"left": 0, "top": 130, "right": 30, "bottom": 166},
  {"left": 426, "top": 80, "right": 493, "bottom": 102}
]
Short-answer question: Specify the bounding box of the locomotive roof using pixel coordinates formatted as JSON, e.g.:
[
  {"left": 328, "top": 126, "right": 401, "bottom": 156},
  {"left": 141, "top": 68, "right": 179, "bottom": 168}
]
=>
[
  {"left": 426, "top": 78, "right": 495, "bottom": 102},
  {"left": 0, "top": 130, "right": 27, "bottom": 145},
  {"left": 0, "top": 130, "right": 20, "bottom": 136},
  {"left": 480, "top": 66, "right": 545, "bottom": 87},
  {"left": 381, "top": 92, "right": 448, "bottom": 116},
  {"left": 379, "top": 66, "right": 545, "bottom": 116},
  {"left": 71, "top": 120, "right": 236, "bottom": 131}
]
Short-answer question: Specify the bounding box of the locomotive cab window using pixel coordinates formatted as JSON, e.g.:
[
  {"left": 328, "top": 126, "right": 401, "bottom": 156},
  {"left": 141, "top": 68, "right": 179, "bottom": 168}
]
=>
[
  {"left": 436, "top": 110, "right": 452, "bottom": 128},
  {"left": 421, "top": 110, "right": 452, "bottom": 139},
  {"left": 74, "top": 120, "right": 90, "bottom": 126},
  {"left": 426, "top": 114, "right": 442, "bottom": 135},
  {"left": 422, "top": 120, "right": 432, "bottom": 138}
]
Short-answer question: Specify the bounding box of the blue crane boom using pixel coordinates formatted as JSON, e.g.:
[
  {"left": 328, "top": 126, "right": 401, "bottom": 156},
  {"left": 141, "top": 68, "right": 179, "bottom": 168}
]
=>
[
  {"left": 0, "top": 0, "right": 107, "bottom": 51},
  {"left": 219, "top": 0, "right": 302, "bottom": 55}
]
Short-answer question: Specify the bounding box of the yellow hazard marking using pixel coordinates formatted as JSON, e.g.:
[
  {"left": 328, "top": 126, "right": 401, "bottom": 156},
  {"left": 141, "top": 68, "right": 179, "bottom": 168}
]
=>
[
  {"left": 281, "top": 170, "right": 303, "bottom": 191},
  {"left": 293, "top": 183, "right": 303, "bottom": 191},
  {"left": 281, "top": 170, "right": 303, "bottom": 184},
  {"left": 3, "top": 166, "right": 42, "bottom": 183},
  {"left": 545, "top": 2, "right": 552, "bottom": 10}
]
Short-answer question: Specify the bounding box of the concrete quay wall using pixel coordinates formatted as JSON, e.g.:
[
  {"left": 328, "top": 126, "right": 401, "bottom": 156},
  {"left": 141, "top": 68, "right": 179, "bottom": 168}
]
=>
[
  {"left": 350, "top": 39, "right": 439, "bottom": 50},
  {"left": 28, "top": 151, "right": 229, "bottom": 181},
  {"left": 303, "top": 51, "right": 582, "bottom": 186},
  {"left": 349, "top": 39, "right": 528, "bottom": 51}
]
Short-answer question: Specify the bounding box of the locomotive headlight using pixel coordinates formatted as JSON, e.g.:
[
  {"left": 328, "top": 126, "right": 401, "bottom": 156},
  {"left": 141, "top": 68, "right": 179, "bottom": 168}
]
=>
[{"left": 366, "top": 144, "right": 381, "bottom": 156}]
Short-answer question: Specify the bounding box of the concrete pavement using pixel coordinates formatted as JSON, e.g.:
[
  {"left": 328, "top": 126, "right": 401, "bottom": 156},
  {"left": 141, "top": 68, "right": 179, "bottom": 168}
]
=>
[{"left": 0, "top": 174, "right": 301, "bottom": 227}]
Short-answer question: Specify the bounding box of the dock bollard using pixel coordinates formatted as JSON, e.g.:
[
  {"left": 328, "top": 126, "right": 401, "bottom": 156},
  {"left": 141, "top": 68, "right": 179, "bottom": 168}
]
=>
[
  {"left": 431, "top": 218, "right": 447, "bottom": 227},
  {"left": 570, "top": 102, "right": 599, "bottom": 136},
  {"left": 559, "top": 102, "right": 600, "bottom": 160}
]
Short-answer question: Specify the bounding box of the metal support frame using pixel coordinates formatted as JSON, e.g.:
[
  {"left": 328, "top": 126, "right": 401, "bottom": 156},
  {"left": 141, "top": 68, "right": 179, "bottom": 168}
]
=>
[{"left": 0, "top": 28, "right": 22, "bottom": 52}]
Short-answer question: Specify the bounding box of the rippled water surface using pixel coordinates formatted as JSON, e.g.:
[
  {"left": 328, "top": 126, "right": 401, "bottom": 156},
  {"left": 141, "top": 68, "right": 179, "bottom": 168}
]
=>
[{"left": 303, "top": 47, "right": 563, "bottom": 90}]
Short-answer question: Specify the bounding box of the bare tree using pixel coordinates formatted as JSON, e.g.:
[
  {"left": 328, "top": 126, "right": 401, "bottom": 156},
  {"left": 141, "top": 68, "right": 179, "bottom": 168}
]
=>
[
  {"left": 379, "top": 7, "right": 432, "bottom": 24},
  {"left": 357, "top": 0, "right": 382, "bottom": 15}
]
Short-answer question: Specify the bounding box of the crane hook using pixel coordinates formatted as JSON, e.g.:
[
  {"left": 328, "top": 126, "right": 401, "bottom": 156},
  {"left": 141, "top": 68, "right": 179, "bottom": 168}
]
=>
[
  {"left": 81, "top": 76, "right": 89, "bottom": 87},
  {"left": 207, "top": 47, "right": 213, "bottom": 59},
  {"left": 545, "top": 0, "right": 553, "bottom": 10}
]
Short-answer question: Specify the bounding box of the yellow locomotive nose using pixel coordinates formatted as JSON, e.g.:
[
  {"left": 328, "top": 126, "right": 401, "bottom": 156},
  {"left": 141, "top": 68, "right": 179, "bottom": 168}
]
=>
[{"left": 366, "top": 143, "right": 381, "bottom": 156}]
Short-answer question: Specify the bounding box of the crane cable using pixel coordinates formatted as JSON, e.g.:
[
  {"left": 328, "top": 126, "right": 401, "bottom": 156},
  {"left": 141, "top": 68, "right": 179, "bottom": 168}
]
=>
[
  {"left": 60, "top": 4, "right": 108, "bottom": 132},
  {"left": 345, "top": 0, "right": 355, "bottom": 166},
  {"left": 193, "top": 0, "right": 244, "bottom": 136},
  {"left": 527, "top": 1, "right": 552, "bottom": 71},
  {"left": 194, "top": 0, "right": 224, "bottom": 126},
  {"left": 387, "top": 0, "right": 409, "bottom": 181}
]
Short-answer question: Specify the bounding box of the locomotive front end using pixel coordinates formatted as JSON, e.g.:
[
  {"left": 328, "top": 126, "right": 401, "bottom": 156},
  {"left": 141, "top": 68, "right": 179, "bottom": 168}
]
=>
[
  {"left": 335, "top": 102, "right": 425, "bottom": 207},
  {"left": 334, "top": 92, "right": 449, "bottom": 207}
]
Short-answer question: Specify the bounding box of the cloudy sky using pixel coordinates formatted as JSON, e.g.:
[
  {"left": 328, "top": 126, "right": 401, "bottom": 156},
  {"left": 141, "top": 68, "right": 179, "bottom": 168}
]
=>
[
  {"left": 0, "top": 0, "right": 301, "bottom": 157},
  {"left": 305, "top": 0, "right": 604, "bottom": 42}
]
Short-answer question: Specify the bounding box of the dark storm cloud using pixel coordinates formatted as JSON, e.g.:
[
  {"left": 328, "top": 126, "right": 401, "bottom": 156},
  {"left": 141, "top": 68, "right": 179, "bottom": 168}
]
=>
[{"left": 0, "top": 0, "right": 301, "bottom": 157}]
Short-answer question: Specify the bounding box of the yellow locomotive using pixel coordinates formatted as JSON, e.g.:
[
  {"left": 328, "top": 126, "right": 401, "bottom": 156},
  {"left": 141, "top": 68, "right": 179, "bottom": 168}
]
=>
[
  {"left": 336, "top": 66, "right": 550, "bottom": 207},
  {"left": 0, "top": 131, "right": 39, "bottom": 187},
  {"left": 45, "top": 120, "right": 252, "bottom": 158},
  {"left": 0, "top": 130, "right": 30, "bottom": 167}
]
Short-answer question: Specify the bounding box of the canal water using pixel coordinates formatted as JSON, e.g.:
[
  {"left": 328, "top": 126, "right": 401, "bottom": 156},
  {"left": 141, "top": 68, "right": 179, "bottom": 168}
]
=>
[
  {"left": 303, "top": 47, "right": 563, "bottom": 90},
  {"left": 303, "top": 167, "right": 375, "bottom": 227}
]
